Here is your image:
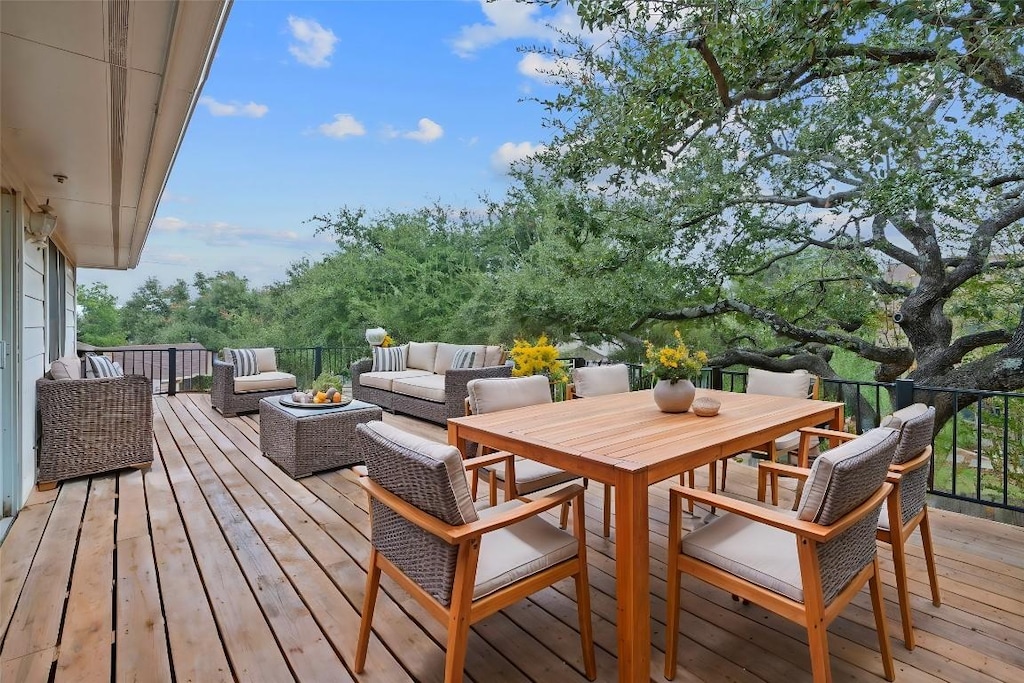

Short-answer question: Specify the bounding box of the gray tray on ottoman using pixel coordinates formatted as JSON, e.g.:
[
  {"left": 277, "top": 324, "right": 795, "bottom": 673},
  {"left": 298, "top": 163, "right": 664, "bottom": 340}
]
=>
[{"left": 259, "top": 396, "right": 382, "bottom": 478}]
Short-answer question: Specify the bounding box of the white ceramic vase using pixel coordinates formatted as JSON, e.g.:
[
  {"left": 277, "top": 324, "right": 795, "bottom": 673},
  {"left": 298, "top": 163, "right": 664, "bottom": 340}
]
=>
[
  {"left": 652, "top": 378, "right": 696, "bottom": 413},
  {"left": 365, "top": 327, "right": 387, "bottom": 346}
]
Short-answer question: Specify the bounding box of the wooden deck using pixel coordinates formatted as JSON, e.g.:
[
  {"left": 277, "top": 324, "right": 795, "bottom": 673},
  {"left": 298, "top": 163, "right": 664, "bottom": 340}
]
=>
[{"left": 1, "top": 393, "right": 1023, "bottom": 682}]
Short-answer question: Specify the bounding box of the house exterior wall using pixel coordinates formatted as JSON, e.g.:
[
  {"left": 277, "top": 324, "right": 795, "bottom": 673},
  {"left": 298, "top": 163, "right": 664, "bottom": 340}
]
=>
[{"left": 2, "top": 190, "right": 77, "bottom": 512}]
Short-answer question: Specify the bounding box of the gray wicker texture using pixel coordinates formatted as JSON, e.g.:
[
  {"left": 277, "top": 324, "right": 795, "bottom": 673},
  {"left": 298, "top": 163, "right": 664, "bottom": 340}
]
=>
[
  {"left": 900, "top": 465, "right": 931, "bottom": 525},
  {"left": 357, "top": 422, "right": 470, "bottom": 606},
  {"left": 892, "top": 406, "right": 935, "bottom": 465},
  {"left": 812, "top": 428, "right": 897, "bottom": 526},
  {"left": 259, "top": 398, "right": 381, "bottom": 478},
  {"left": 816, "top": 503, "right": 885, "bottom": 605},
  {"left": 36, "top": 374, "right": 154, "bottom": 484},
  {"left": 351, "top": 358, "right": 512, "bottom": 425},
  {"left": 211, "top": 357, "right": 295, "bottom": 416}
]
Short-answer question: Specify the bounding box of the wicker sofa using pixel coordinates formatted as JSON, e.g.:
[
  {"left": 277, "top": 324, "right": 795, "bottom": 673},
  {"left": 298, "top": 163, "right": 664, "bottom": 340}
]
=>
[
  {"left": 36, "top": 354, "right": 154, "bottom": 489},
  {"left": 351, "top": 342, "right": 511, "bottom": 425},
  {"left": 212, "top": 347, "right": 297, "bottom": 417}
]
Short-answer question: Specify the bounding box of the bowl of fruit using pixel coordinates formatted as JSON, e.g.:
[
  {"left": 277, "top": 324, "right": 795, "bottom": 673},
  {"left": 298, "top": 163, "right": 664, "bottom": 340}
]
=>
[
  {"left": 282, "top": 387, "right": 351, "bottom": 408},
  {"left": 280, "top": 372, "right": 351, "bottom": 408}
]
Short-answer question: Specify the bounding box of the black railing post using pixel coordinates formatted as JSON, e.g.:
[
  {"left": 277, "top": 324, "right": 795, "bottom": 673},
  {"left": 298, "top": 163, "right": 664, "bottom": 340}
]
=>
[
  {"left": 894, "top": 378, "right": 915, "bottom": 410},
  {"left": 167, "top": 347, "right": 177, "bottom": 396},
  {"left": 313, "top": 346, "right": 323, "bottom": 379},
  {"left": 710, "top": 366, "right": 723, "bottom": 391}
]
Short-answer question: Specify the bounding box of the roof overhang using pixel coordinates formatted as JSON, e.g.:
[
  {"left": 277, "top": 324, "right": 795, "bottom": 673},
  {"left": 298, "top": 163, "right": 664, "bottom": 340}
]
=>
[{"left": 1, "top": 0, "right": 230, "bottom": 269}]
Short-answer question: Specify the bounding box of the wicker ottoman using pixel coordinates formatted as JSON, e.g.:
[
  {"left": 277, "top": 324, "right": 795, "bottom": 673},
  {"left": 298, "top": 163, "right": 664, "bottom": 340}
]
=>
[{"left": 259, "top": 397, "right": 383, "bottom": 478}]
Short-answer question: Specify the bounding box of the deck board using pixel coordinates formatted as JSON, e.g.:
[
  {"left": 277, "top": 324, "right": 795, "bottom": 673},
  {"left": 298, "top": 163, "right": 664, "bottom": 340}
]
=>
[{"left": 1, "top": 393, "right": 1022, "bottom": 682}]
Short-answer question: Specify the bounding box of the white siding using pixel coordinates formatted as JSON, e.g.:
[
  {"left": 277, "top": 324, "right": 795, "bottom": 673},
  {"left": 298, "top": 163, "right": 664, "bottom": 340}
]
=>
[{"left": 20, "top": 214, "right": 47, "bottom": 501}]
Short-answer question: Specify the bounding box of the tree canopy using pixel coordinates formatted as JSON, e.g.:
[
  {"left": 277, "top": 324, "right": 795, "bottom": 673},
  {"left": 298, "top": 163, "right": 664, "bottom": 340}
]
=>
[{"left": 515, "top": 0, "right": 1024, "bottom": 422}]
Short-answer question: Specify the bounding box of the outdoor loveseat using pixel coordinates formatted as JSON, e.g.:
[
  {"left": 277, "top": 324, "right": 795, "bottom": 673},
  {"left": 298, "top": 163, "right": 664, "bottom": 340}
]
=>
[{"left": 351, "top": 342, "right": 511, "bottom": 425}]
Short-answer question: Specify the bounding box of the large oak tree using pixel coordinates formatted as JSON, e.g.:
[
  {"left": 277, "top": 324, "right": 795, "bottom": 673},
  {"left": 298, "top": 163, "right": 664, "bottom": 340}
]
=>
[{"left": 521, "top": 0, "right": 1024, "bottom": 424}]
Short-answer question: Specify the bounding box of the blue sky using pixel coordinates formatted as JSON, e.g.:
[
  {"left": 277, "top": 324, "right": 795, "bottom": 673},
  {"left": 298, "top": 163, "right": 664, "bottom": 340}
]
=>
[{"left": 82, "top": 0, "right": 583, "bottom": 301}]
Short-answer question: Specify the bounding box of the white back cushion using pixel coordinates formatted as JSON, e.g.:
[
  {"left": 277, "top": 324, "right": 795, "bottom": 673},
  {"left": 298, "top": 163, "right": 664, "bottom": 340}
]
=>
[
  {"left": 468, "top": 375, "right": 552, "bottom": 414},
  {"left": 253, "top": 347, "right": 277, "bottom": 372},
  {"left": 746, "top": 367, "right": 812, "bottom": 399},
  {"left": 50, "top": 354, "right": 82, "bottom": 380},
  {"left": 572, "top": 364, "right": 630, "bottom": 397},
  {"left": 407, "top": 342, "right": 439, "bottom": 371}
]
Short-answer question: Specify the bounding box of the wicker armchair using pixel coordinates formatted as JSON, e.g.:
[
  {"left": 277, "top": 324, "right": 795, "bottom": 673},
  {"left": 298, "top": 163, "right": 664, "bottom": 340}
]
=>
[
  {"left": 36, "top": 374, "right": 154, "bottom": 489},
  {"left": 211, "top": 354, "right": 297, "bottom": 417}
]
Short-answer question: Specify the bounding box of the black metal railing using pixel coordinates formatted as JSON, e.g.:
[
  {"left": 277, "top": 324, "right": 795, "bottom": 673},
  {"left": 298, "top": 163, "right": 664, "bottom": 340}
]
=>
[{"left": 88, "top": 346, "right": 1023, "bottom": 515}]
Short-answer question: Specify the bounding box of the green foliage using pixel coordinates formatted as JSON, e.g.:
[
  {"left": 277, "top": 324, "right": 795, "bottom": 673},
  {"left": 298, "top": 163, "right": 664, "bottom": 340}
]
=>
[
  {"left": 310, "top": 371, "right": 344, "bottom": 394},
  {"left": 76, "top": 283, "right": 127, "bottom": 347}
]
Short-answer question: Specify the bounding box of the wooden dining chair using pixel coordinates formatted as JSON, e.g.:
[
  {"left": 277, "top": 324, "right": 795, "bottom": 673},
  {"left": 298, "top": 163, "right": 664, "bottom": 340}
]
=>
[
  {"left": 464, "top": 375, "right": 583, "bottom": 529},
  {"left": 759, "top": 403, "right": 941, "bottom": 650},
  {"left": 665, "top": 427, "right": 899, "bottom": 683},
  {"left": 353, "top": 420, "right": 596, "bottom": 683},
  {"left": 567, "top": 364, "right": 630, "bottom": 536},
  {"left": 717, "top": 367, "right": 820, "bottom": 492}
]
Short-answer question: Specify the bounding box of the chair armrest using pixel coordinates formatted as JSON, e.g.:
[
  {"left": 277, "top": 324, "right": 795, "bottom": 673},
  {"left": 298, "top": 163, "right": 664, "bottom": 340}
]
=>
[
  {"left": 758, "top": 461, "right": 812, "bottom": 482},
  {"left": 669, "top": 482, "right": 892, "bottom": 543},
  {"left": 462, "top": 451, "right": 514, "bottom": 471},
  {"left": 799, "top": 426, "right": 855, "bottom": 441},
  {"left": 450, "top": 485, "right": 585, "bottom": 541},
  {"left": 358, "top": 476, "right": 583, "bottom": 544}
]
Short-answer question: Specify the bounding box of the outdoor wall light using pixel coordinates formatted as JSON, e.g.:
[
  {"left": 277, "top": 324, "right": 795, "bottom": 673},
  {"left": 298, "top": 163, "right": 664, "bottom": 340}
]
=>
[{"left": 27, "top": 200, "right": 58, "bottom": 245}]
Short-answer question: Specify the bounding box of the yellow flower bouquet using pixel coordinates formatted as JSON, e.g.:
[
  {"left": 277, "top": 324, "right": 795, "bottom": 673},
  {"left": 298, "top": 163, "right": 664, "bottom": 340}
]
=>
[
  {"left": 509, "top": 334, "right": 569, "bottom": 384},
  {"left": 644, "top": 330, "right": 708, "bottom": 385}
]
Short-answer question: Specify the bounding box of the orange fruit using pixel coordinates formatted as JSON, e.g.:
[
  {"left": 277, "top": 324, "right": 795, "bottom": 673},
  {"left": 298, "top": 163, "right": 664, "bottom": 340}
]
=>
[
  {"left": 332, "top": 392, "right": 343, "bottom": 403},
  {"left": 316, "top": 391, "right": 327, "bottom": 402}
]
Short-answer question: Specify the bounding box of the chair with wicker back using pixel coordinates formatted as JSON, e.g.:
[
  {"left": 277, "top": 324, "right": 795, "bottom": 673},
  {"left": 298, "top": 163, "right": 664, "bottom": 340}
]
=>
[
  {"left": 665, "top": 427, "right": 899, "bottom": 682},
  {"left": 353, "top": 420, "right": 596, "bottom": 683},
  {"left": 718, "top": 367, "right": 819, "bottom": 492},
  {"left": 758, "top": 403, "right": 941, "bottom": 650}
]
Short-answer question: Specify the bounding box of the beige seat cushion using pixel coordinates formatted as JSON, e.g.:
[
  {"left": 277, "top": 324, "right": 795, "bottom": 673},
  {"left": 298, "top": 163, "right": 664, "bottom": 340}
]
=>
[
  {"left": 407, "top": 342, "right": 439, "bottom": 371},
  {"left": 49, "top": 354, "right": 83, "bottom": 380},
  {"left": 683, "top": 512, "right": 805, "bottom": 602},
  {"left": 359, "top": 370, "right": 432, "bottom": 391},
  {"left": 483, "top": 457, "right": 579, "bottom": 495},
  {"left": 774, "top": 430, "right": 819, "bottom": 456},
  {"left": 474, "top": 499, "right": 578, "bottom": 599},
  {"left": 467, "top": 375, "right": 552, "bottom": 414},
  {"left": 392, "top": 374, "right": 446, "bottom": 403},
  {"left": 572, "top": 364, "right": 630, "bottom": 398},
  {"left": 233, "top": 371, "right": 297, "bottom": 393}
]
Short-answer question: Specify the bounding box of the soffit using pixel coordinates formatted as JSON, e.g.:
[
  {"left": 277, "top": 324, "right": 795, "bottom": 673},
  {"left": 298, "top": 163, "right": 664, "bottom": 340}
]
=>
[{"left": 0, "top": 0, "right": 229, "bottom": 269}]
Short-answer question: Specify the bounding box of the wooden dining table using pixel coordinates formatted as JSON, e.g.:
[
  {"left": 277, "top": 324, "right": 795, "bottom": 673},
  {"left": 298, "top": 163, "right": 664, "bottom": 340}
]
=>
[{"left": 447, "top": 387, "right": 845, "bottom": 682}]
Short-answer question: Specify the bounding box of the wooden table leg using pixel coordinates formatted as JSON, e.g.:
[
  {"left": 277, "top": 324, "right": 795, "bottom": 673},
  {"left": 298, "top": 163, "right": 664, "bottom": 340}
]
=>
[
  {"left": 828, "top": 406, "right": 845, "bottom": 447},
  {"left": 615, "top": 467, "right": 650, "bottom": 682}
]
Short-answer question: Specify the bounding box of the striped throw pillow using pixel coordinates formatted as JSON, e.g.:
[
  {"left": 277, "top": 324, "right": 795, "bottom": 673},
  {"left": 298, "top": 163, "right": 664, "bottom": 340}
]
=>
[
  {"left": 88, "top": 355, "right": 122, "bottom": 378},
  {"left": 371, "top": 345, "right": 406, "bottom": 372},
  {"left": 230, "top": 348, "right": 259, "bottom": 377},
  {"left": 451, "top": 348, "right": 476, "bottom": 370}
]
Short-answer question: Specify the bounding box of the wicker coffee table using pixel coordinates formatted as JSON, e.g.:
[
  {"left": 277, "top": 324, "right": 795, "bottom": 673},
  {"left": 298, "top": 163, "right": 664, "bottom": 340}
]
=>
[{"left": 259, "top": 396, "right": 383, "bottom": 478}]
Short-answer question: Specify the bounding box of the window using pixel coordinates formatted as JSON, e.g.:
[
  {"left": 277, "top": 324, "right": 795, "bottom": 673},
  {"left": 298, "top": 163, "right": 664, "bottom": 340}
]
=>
[{"left": 46, "top": 246, "right": 66, "bottom": 361}]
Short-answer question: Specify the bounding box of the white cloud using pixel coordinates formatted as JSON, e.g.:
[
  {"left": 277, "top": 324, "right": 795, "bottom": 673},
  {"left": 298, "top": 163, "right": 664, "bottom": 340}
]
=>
[
  {"left": 491, "top": 141, "right": 547, "bottom": 174},
  {"left": 318, "top": 114, "right": 366, "bottom": 139},
  {"left": 287, "top": 16, "right": 338, "bottom": 68},
  {"left": 451, "top": 0, "right": 557, "bottom": 57},
  {"left": 403, "top": 118, "right": 444, "bottom": 143},
  {"left": 199, "top": 96, "right": 269, "bottom": 118},
  {"left": 151, "top": 216, "right": 332, "bottom": 249},
  {"left": 517, "top": 53, "right": 583, "bottom": 83}
]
